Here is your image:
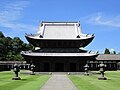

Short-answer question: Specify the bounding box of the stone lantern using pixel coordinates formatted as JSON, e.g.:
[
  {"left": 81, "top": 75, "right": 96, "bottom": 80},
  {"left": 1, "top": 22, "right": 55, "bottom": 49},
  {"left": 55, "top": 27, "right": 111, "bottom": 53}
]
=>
[
  {"left": 12, "top": 64, "right": 21, "bottom": 80},
  {"left": 98, "top": 62, "right": 107, "bottom": 80},
  {"left": 30, "top": 64, "right": 35, "bottom": 75},
  {"left": 84, "top": 64, "right": 89, "bottom": 76}
]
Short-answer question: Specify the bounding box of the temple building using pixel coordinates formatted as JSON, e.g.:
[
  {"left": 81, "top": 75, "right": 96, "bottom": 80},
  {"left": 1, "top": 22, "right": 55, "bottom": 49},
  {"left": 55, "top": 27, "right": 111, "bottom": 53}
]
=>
[{"left": 21, "top": 21, "right": 100, "bottom": 72}]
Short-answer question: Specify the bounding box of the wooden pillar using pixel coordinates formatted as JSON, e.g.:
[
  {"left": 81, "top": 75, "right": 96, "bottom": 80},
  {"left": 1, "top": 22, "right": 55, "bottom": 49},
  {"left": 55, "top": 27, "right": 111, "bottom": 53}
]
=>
[{"left": 64, "top": 60, "right": 69, "bottom": 72}]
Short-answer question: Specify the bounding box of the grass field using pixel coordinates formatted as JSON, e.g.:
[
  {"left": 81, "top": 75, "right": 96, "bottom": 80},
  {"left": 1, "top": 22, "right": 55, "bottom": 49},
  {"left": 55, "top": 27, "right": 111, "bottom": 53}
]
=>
[
  {"left": 0, "top": 71, "right": 50, "bottom": 90},
  {"left": 0, "top": 71, "right": 120, "bottom": 90},
  {"left": 68, "top": 71, "right": 120, "bottom": 90}
]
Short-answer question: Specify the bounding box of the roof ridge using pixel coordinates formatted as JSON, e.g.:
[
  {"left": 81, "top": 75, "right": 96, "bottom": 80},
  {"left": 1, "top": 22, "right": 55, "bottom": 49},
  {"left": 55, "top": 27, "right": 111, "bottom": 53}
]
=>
[{"left": 41, "top": 21, "right": 80, "bottom": 23}]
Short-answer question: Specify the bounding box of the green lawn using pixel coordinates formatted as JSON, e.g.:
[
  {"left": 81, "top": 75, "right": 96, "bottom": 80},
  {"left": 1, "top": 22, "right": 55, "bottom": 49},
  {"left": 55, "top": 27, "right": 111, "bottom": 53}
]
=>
[
  {"left": 68, "top": 71, "right": 120, "bottom": 90},
  {"left": 0, "top": 71, "right": 50, "bottom": 90},
  {"left": 1, "top": 71, "right": 120, "bottom": 90}
]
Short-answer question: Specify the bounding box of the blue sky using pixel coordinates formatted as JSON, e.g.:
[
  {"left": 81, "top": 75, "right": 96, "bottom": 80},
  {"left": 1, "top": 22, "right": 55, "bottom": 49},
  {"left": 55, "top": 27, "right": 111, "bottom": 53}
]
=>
[{"left": 0, "top": 0, "right": 120, "bottom": 53}]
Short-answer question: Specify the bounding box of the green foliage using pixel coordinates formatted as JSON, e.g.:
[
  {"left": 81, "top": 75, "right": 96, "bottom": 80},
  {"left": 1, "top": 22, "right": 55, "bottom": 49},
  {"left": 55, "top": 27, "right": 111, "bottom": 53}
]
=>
[
  {"left": 0, "top": 31, "right": 34, "bottom": 61},
  {"left": 104, "top": 48, "right": 117, "bottom": 54},
  {"left": 113, "top": 51, "right": 116, "bottom": 54},
  {"left": 104, "top": 48, "right": 110, "bottom": 54},
  {"left": 0, "top": 31, "right": 5, "bottom": 38}
]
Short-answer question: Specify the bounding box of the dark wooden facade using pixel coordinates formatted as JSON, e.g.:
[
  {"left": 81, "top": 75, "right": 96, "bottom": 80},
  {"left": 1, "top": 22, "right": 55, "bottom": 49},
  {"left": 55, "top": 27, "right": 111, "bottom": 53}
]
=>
[
  {"left": 22, "top": 54, "right": 120, "bottom": 72},
  {"left": 1, "top": 54, "right": 120, "bottom": 71},
  {"left": 24, "top": 56, "right": 96, "bottom": 72}
]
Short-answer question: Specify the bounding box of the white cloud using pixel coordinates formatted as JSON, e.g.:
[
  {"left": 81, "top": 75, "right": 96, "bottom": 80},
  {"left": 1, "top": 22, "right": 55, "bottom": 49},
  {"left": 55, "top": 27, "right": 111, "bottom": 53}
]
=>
[
  {"left": 85, "top": 12, "right": 120, "bottom": 28},
  {"left": 0, "top": 0, "right": 37, "bottom": 32}
]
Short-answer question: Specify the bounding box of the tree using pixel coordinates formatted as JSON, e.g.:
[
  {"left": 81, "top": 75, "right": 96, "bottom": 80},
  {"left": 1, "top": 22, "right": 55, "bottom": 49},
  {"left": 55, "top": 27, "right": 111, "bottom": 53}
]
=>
[
  {"left": 12, "top": 37, "right": 24, "bottom": 53},
  {"left": 104, "top": 48, "right": 110, "bottom": 54},
  {"left": 26, "top": 43, "right": 34, "bottom": 51},
  {"left": 113, "top": 51, "right": 116, "bottom": 54},
  {"left": 21, "top": 43, "right": 34, "bottom": 51},
  {"left": 0, "top": 32, "right": 6, "bottom": 60},
  {"left": 0, "top": 31, "right": 5, "bottom": 38},
  {"left": 0, "top": 31, "right": 34, "bottom": 61}
]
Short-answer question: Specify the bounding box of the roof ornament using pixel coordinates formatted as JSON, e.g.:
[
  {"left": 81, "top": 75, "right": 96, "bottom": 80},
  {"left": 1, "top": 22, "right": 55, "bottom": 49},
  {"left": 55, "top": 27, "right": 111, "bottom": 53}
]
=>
[
  {"left": 88, "top": 50, "right": 92, "bottom": 53},
  {"left": 96, "top": 51, "right": 99, "bottom": 54},
  {"left": 76, "top": 35, "right": 80, "bottom": 38},
  {"left": 78, "top": 23, "right": 80, "bottom": 27},
  {"left": 41, "top": 23, "right": 43, "bottom": 27},
  {"left": 78, "top": 21, "right": 80, "bottom": 26},
  {"left": 86, "top": 34, "right": 89, "bottom": 37},
  {"left": 39, "top": 35, "right": 43, "bottom": 38},
  {"left": 92, "top": 34, "right": 94, "bottom": 36}
]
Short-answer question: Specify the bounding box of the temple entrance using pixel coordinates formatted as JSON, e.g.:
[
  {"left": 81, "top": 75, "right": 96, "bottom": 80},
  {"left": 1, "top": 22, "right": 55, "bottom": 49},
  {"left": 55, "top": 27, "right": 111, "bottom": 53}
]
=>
[
  {"left": 43, "top": 62, "right": 50, "bottom": 72},
  {"left": 70, "top": 63, "right": 76, "bottom": 71},
  {"left": 55, "top": 63, "right": 64, "bottom": 71}
]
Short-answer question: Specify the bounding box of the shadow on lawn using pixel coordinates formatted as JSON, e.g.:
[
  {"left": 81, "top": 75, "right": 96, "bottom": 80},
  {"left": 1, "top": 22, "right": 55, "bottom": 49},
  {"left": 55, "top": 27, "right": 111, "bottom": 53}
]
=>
[{"left": 21, "top": 79, "right": 27, "bottom": 81}]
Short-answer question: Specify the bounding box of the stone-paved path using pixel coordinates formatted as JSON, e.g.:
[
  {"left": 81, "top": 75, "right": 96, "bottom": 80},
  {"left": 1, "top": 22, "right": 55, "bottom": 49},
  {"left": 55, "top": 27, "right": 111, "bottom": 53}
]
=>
[{"left": 40, "top": 74, "right": 77, "bottom": 90}]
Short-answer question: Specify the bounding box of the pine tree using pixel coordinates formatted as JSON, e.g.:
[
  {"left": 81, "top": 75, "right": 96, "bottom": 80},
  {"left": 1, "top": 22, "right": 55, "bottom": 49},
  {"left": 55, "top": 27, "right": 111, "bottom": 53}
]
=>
[
  {"left": 104, "top": 48, "right": 110, "bottom": 54},
  {"left": 113, "top": 51, "right": 116, "bottom": 54}
]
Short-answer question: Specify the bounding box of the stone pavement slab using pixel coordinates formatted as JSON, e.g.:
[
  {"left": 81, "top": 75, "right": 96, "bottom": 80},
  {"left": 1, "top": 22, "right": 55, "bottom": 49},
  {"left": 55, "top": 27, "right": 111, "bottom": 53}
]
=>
[{"left": 40, "top": 74, "right": 77, "bottom": 90}]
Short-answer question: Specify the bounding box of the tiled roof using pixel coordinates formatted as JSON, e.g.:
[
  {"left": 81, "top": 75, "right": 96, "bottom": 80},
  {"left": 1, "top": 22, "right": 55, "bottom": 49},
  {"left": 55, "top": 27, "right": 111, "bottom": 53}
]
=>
[
  {"left": 21, "top": 51, "right": 98, "bottom": 57},
  {"left": 38, "top": 22, "right": 82, "bottom": 39},
  {"left": 96, "top": 54, "right": 120, "bottom": 60}
]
